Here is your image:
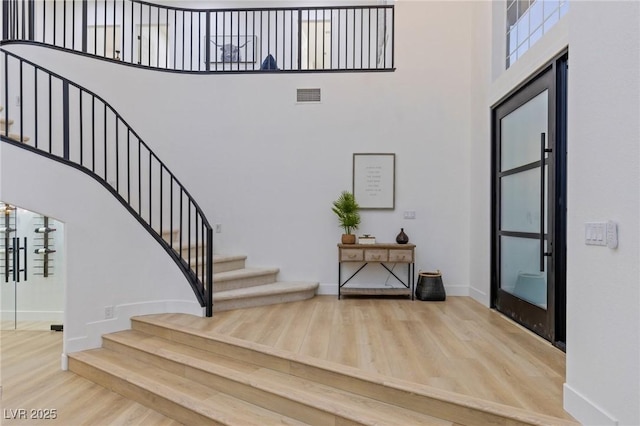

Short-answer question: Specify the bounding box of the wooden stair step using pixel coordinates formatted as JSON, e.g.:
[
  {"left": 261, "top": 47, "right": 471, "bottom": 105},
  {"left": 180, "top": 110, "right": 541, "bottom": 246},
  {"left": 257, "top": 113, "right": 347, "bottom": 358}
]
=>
[
  {"left": 130, "top": 314, "right": 579, "bottom": 426},
  {"left": 101, "top": 330, "right": 452, "bottom": 425},
  {"left": 68, "top": 348, "right": 308, "bottom": 426}
]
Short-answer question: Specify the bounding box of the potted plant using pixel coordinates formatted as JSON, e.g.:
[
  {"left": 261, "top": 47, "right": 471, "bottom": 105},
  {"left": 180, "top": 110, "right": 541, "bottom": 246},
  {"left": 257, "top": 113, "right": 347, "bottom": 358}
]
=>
[{"left": 332, "top": 191, "right": 361, "bottom": 244}]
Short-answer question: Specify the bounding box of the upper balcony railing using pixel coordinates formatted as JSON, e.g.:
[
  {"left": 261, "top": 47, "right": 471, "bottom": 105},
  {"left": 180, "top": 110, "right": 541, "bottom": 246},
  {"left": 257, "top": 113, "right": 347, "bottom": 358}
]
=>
[{"left": 1, "top": 0, "right": 394, "bottom": 72}]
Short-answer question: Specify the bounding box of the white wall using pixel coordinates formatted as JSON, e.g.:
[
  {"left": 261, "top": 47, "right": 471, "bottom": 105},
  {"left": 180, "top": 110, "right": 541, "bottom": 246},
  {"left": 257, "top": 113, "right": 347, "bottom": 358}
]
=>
[
  {"left": 563, "top": 1, "right": 640, "bottom": 424},
  {"left": 487, "top": 0, "right": 640, "bottom": 424},
  {"left": 0, "top": 143, "right": 202, "bottom": 361},
  {"left": 2, "top": 0, "right": 480, "bottom": 301},
  {"left": 468, "top": 0, "right": 492, "bottom": 305}
]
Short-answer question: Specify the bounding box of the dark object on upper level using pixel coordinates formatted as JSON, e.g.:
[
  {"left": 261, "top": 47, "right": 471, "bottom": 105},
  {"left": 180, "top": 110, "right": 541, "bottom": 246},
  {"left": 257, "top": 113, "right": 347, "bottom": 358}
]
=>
[{"left": 261, "top": 54, "right": 279, "bottom": 71}]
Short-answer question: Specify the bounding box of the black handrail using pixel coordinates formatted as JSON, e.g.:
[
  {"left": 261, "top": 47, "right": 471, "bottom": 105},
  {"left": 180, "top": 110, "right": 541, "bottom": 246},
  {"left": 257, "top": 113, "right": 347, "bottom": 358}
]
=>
[
  {"left": 1, "top": 0, "right": 394, "bottom": 73},
  {"left": 0, "top": 48, "right": 214, "bottom": 316}
]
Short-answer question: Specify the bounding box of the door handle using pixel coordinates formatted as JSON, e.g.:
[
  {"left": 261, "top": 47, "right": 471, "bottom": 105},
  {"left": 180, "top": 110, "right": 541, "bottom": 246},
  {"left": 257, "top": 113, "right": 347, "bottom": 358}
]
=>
[
  {"left": 11, "top": 237, "right": 28, "bottom": 282},
  {"left": 13, "top": 237, "right": 18, "bottom": 282},
  {"left": 22, "top": 237, "right": 27, "bottom": 281},
  {"left": 4, "top": 235, "right": 8, "bottom": 283},
  {"left": 540, "top": 132, "right": 552, "bottom": 271}
]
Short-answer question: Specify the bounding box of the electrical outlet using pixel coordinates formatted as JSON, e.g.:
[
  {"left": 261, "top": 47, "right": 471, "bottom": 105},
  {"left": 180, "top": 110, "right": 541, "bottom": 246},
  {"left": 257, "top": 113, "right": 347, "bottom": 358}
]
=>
[
  {"left": 215, "top": 223, "right": 222, "bottom": 233},
  {"left": 104, "top": 306, "right": 114, "bottom": 319}
]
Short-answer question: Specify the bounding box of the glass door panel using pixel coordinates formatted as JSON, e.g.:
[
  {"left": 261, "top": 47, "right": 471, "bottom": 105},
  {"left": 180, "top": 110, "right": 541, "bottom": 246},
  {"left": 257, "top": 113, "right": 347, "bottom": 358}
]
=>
[
  {"left": 500, "top": 236, "right": 548, "bottom": 308},
  {"left": 494, "top": 74, "right": 554, "bottom": 340},
  {"left": 1, "top": 203, "right": 18, "bottom": 330},
  {"left": 500, "top": 91, "right": 548, "bottom": 171},
  {"left": 0, "top": 203, "right": 64, "bottom": 331},
  {"left": 500, "top": 167, "right": 548, "bottom": 234}
]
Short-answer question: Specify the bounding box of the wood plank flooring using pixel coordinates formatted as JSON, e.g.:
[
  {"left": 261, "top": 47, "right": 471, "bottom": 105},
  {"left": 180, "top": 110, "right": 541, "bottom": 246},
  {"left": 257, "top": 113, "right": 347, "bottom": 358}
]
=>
[
  {"left": 0, "top": 296, "right": 574, "bottom": 424},
  {"left": 0, "top": 330, "right": 182, "bottom": 425}
]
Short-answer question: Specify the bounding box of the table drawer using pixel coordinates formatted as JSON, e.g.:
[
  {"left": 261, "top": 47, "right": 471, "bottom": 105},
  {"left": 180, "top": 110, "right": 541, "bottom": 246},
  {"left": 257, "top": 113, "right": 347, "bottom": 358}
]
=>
[
  {"left": 340, "top": 249, "right": 364, "bottom": 262},
  {"left": 389, "top": 249, "right": 413, "bottom": 263},
  {"left": 364, "top": 249, "right": 388, "bottom": 262}
]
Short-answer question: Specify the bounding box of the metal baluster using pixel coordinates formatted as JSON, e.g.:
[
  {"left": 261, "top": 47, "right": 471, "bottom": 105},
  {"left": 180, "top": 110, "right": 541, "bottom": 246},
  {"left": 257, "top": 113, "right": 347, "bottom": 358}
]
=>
[
  {"left": 115, "top": 116, "right": 119, "bottom": 192},
  {"left": 34, "top": 67, "right": 38, "bottom": 148},
  {"left": 127, "top": 129, "right": 130, "bottom": 203}
]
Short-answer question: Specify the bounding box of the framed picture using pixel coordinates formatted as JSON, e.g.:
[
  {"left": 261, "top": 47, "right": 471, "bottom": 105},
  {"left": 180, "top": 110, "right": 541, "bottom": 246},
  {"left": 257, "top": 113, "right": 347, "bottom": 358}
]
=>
[
  {"left": 353, "top": 153, "right": 395, "bottom": 209},
  {"left": 208, "top": 35, "right": 257, "bottom": 63}
]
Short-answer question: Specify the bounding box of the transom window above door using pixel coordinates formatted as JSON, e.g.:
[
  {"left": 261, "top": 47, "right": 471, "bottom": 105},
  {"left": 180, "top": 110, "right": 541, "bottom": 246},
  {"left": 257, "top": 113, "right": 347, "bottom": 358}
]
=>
[{"left": 506, "top": 0, "right": 568, "bottom": 68}]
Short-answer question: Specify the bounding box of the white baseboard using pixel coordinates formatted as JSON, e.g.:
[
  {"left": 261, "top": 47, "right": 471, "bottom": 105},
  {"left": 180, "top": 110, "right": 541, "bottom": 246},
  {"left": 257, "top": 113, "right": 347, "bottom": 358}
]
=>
[
  {"left": 64, "top": 300, "right": 202, "bottom": 354},
  {"left": 317, "top": 283, "right": 338, "bottom": 295},
  {"left": 317, "top": 283, "right": 470, "bottom": 297},
  {"left": 564, "top": 383, "right": 618, "bottom": 425},
  {"left": 469, "top": 286, "right": 490, "bottom": 306},
  {"left": 1, "top": 310, "right": 64, "bottom": 322}
]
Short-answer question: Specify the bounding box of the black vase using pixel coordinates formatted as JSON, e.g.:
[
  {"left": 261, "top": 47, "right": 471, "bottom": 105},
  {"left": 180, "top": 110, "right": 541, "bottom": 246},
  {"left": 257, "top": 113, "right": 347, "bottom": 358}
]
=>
[{"left": 396, "top": 228, "right": 409, "bottom": 244}]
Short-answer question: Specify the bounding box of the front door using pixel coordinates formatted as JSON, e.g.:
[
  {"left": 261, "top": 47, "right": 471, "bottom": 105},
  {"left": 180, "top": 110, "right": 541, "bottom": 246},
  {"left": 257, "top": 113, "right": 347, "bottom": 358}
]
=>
[{"left": 492, "top": 54, "right": 567, "bottom": 347}]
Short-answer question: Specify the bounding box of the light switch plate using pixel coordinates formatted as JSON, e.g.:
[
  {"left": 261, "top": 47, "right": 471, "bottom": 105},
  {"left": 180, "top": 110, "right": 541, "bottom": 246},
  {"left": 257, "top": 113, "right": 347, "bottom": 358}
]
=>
[
  {"left": 606, "top": 220, "right": 618, "bottom": 249},
  {"left": 585, "top": 222, "right": 607, "bottom": 246}
]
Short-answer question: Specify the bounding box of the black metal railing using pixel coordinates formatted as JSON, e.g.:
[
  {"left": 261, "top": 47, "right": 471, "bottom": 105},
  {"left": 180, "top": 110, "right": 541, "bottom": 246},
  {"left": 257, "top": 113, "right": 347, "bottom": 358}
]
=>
[
  {"left": 0, "top": 48, "right": 214, "bottom": 316},
  {"left": 1, "top": 0, "right": 394, "bottom": 72}
]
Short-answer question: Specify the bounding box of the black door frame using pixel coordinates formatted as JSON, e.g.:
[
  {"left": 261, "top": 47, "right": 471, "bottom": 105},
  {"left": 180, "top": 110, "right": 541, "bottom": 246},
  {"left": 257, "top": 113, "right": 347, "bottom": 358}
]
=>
[{"left": 491, "top": 51, "right": 568, "bottom": 349}]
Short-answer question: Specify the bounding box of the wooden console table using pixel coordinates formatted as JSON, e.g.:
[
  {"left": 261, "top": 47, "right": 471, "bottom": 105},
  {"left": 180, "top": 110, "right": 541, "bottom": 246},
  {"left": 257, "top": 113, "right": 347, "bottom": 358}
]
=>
[{"left": 337, "top": 243, "right": 415, "bottom": 299}]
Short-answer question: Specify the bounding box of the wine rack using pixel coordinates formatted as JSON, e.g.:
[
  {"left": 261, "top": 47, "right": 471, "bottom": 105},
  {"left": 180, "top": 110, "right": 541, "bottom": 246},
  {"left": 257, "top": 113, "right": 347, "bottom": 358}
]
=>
[
  {"left": 0, "top": 204, "right": 27, "bottom": 282},
  {"left": 33, "top": 216, "right": 56, "bottom": 278},
  {"left": 1, "top": 203, "right": 15, "bottom": 282}
]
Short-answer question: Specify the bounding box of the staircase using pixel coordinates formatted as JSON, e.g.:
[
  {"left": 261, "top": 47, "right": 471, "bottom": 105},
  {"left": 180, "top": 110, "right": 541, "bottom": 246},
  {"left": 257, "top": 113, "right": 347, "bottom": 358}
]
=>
[
  {"left": 212, "top": 255, "right": 318, "bottom": 312},
  {"left": 68, "top": 313, "right": 579, "bottom": 426},
  {"left": 0, "top": 107, "right": 30, "bottom": 143},
  {"left": 162, "top": 230, "right": 318, "bottom": 312}
]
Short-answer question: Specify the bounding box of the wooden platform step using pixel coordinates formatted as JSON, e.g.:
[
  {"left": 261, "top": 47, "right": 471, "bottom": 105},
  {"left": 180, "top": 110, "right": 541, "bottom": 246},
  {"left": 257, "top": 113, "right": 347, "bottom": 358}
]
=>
[
  {"left": 99, "top": 329, "right": 452, "bottom": 425},
  {"left": 69, "top": 348, "right": 307, "bottom": 425},
  {"left": 123, "top": 313, "right": 579, "bottom": 426}
]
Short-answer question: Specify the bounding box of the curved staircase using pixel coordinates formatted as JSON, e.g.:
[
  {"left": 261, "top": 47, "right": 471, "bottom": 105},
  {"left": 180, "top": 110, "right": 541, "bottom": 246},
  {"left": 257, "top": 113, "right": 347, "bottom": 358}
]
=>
[
  {"left": 213, "top": 255, "right": 318, "bottom": 312},
  {"left": 162, "top": 231, "right": 319, "bottom": 312}
]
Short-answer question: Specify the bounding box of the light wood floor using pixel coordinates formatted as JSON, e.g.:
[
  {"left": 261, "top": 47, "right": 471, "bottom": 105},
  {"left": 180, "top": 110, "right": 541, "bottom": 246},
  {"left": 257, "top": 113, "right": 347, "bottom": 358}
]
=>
[{"left": 0, "top": 296, "right": 574, "bottom": 424}]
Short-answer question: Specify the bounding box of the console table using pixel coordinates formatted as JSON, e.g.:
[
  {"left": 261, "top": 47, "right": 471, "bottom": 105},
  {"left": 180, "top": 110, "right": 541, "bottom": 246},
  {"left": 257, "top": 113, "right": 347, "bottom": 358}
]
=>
[{"left": 337, "top": 243, "right": 415, "bottom": 299}]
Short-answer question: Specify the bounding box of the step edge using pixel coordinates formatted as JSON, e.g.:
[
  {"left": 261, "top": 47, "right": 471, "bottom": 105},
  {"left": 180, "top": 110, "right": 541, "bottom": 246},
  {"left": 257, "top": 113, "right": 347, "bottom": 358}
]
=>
[
  {"left": 130, "top": 315, "right": 578, "bottom": 426},
  {"left": 213, "top": 281, "right": 319, "bottom": 300},
  {"left": 101, "top": 331, "right": 446, "bottom": 425},
  {"left": 68, "top": 349, "right": 304, "bottom": 425},
  {"left": 213, "top": 267, "right": 279, "bottom": 282}
]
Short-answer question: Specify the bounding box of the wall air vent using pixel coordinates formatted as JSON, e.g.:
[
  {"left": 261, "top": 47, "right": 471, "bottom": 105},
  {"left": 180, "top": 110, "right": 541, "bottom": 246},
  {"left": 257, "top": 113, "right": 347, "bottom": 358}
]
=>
[{"left": 296, "top": 88, "right": 321, "bottom": 103}]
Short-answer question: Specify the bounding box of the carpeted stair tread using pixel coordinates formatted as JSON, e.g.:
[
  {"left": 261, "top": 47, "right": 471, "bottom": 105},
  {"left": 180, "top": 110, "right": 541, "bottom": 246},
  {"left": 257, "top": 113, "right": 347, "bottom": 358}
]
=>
[
  {"left": 214, "top": 281, "right": 318, "bottom": 301},
  {"left": 213, "top": 267, "right": 279, "bottom": 282}
]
